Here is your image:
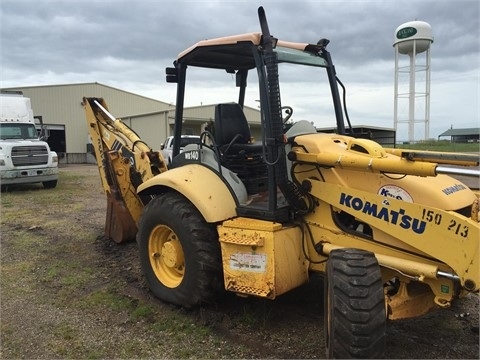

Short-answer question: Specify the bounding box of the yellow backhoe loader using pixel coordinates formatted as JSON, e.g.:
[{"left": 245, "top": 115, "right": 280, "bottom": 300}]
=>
[{"left": 83, "top": 7, "right": 479, "bottom": 358}]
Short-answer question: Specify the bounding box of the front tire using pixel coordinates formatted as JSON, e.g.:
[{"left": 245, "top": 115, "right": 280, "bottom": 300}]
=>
[
  {"left": 325, "top": 248, "right": 386, "bottom": 359},
  {"left": 137, "top": 192, "right": 223, "bottom": 308},
  {"left": 43, "top": 180, "right": 58, "bottom": 189}
]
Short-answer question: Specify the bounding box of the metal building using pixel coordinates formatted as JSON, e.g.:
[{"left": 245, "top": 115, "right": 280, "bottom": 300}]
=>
[
  {"left": 1, "top": 83, "right": 262, "bottom": 164},
  {"left": 438, "top": 128, "right": 480, "bottom": 143}
]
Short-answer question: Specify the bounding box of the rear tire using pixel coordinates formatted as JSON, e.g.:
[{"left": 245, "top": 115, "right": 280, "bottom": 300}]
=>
[
  {"left": 43, "top": 180, "right": 57, "bottom": 189},
  {"left": 325, "top": 248, "right": 386, "bottom": 359},
  {"left": 137, "top": 192, "right": 223, "bottom": 308}
]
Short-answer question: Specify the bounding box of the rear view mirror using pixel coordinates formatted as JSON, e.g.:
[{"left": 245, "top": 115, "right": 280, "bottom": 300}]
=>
[{"left": 166, "top": 67, "right": 178, "bottom": 83}]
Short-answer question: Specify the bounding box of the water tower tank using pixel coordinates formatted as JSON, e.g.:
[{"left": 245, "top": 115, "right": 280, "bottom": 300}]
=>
[{"left": 393, "top": 21, "right": 433, "bottom": 54}]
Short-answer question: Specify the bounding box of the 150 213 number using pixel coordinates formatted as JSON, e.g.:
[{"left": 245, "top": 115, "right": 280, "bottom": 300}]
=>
[
  {"left": 448, "top": 219, "right": 469, "bottom": 238},
  {"left": 422, "top": 209, "right": 442, "bottom": 225},
  {"left": 422, "top": 209, "right": 469, "bottom": 238}
]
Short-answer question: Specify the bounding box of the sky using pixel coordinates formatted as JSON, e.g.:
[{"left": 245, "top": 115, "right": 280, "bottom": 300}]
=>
[{"left": 1, "top": 0, "right": 479, "bottom": 141}]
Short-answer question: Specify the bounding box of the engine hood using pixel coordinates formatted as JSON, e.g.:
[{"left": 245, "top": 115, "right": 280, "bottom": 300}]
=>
[{"left": 292, "top": 132, "right": 477, "bottom": 211}]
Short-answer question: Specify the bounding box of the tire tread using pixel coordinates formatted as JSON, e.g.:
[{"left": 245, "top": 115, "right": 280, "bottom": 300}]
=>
[{"left": 326, "top": 249, "right": 386, "bottom": 359}]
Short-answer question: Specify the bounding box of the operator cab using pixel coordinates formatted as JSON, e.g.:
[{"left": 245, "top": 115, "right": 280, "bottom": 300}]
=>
[{"left": 166, "top": 27, "right": 344, "bottom": 222}]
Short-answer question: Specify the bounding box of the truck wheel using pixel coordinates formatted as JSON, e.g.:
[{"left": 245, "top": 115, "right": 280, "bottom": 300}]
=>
[
  {"left": 43, "top": 180, "right": 58, "bottom": 189},
  {"left": 325, "top": 248, "right": 386, "bottom": 359},
  {"left": 137, "top": 192, "right": 223, "bottom": 308}
]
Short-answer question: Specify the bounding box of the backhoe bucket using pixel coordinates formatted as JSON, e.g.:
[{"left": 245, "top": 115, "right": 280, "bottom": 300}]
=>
[{"left": 105, "top": 190, "right": 138, "bottom": 243}]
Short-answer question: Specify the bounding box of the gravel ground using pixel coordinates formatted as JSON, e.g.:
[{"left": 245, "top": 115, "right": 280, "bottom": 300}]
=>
[{"left": 0, "top": 164, "right": 478, "bottom": 359}]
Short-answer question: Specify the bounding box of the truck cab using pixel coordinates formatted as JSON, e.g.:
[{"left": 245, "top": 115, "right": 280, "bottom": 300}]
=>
[
  {"left": 161, "top": 135, "right": 200, "bottom": 165},
  {"left": 0, "top": 92, "right": 58, "bottom": 191}
]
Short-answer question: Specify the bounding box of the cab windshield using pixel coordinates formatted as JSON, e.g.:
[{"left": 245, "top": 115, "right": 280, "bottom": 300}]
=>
[
  {"left": 275, "top": 46, "right": 328, "bottom": 67},
  {"left": 268, "top": 45, "right": 333, "bottom": 126},
  {"left": 0, "top": 123, "right": 38, "bottom": 140}
]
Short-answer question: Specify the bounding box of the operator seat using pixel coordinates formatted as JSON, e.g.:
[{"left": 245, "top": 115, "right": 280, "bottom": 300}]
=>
[
  {"left": 214, "top": 103, "right": 267, "bottom": 194},
  {"left": 214, "top": 103, "right": 262, "bottom": 154}
]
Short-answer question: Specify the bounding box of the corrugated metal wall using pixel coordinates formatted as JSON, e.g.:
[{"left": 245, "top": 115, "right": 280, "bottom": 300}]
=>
[
  {"left": 122, "top": 112, "right": 171, "bottom": 150},
  {"left": 3, "top": 83, "right": 173, "bottom": 161}
]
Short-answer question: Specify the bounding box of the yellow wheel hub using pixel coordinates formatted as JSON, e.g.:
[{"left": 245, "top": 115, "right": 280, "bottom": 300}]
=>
[{"left": 148, "top": 225, "right": 185, "bottom": 288}]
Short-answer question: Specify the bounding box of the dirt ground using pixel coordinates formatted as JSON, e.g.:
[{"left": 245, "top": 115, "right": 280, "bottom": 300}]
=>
[{"left": 1, "top": 164, "right": 479, "bottom": 359}]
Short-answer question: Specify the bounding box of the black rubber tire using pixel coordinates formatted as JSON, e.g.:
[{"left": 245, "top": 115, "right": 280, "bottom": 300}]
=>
[
  {"left": 43, "top": 180, "right": 58, "bottom": 189},
  {"left": 137, "top": 192, "right": 223, "bottom": 308},
  {"left": 325, "top": 248, "right": 386, "bottom": 359}
]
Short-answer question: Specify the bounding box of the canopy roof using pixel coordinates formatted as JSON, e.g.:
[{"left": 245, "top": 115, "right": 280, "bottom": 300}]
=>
[{"left": 176, "top": 32, "right": 310, "bottom": 70}]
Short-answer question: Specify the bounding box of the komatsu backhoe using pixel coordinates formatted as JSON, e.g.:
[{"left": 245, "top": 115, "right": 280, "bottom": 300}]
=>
[{"left": 83, "top": 7, "right": 479, "bottom": 358}]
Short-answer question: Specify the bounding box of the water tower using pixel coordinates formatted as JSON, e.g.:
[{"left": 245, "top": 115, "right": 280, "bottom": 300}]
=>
[{"left": 393, "top": 21, "right": 433, "bottom": 143}]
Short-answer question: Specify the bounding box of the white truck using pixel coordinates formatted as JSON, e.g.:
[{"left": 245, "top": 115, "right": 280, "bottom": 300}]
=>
[
  {"left": 0, "top": 92, "right": 58, "bottom": 191},
  {"left": 161, "top": 135, "right": 200, "bottom": 164}
]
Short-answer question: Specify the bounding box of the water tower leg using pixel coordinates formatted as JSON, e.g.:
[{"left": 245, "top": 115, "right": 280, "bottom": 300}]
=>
[{"left": 408, "top": 40, "right": 417, "bottom": 143}]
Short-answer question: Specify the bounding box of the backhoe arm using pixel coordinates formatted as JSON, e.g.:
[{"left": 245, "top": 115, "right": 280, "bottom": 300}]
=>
[
  {"left": 309, "top": 180, "right": 480, "bottom": 294},
  {"left": 82, "top": 97, "right": 167, "bottom": 243}
]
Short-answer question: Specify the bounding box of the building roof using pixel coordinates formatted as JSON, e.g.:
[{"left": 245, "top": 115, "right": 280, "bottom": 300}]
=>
[
  {"left": 438, "top": 128, "right": 480, "bottom": 137},
  {"left": 1, "top": 82, "right": 171, "bottom": 106}
]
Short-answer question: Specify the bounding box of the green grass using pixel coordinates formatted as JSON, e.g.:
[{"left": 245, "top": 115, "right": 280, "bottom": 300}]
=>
[
  {"left": 0, "top": 171, "right": 89, "bottom": 216},
  {"left": 0, "top": 167, "right": 260, "bottom": 360},
  {"left": 79, "top": 289, "right": 134, "bottom": 312},
  {"left": 131, "top": 304, "right": 156, "bottom": 320},
  {"left": 389, "top": 140, "right": 479, "bottom": 153}
]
